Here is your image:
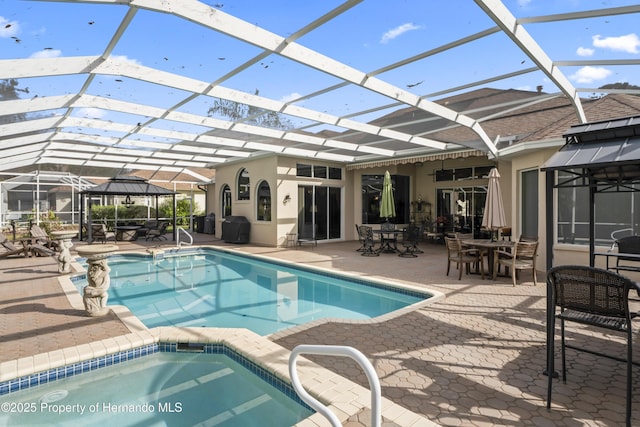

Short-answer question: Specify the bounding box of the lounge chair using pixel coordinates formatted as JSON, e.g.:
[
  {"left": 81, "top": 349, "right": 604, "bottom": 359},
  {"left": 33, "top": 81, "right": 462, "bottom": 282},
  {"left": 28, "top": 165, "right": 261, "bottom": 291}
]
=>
[
  {"left": 0, "top": 232, "right": 28, "bottom": 258},
  {"left": 30, "top": 224, "right": 59, "bottom": 250}
]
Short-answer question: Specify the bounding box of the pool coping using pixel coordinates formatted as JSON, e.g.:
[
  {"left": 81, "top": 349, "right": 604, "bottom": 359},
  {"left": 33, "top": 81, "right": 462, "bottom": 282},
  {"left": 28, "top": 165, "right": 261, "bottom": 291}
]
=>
[{"left": 1, "top": 246, "right": 442, "bottom": 426}]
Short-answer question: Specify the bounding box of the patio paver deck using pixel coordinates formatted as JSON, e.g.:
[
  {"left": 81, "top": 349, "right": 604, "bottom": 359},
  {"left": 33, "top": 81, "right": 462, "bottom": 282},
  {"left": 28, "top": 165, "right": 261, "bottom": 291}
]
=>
[{"left": 0, "top": 234, "right": 637, "bottom": 426}]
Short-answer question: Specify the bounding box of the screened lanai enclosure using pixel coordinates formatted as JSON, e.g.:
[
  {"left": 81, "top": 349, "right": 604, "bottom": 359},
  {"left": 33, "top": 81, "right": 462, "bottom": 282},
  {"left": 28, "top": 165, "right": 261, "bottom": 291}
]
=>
[{"left": 0, "top": 172, "right": 94, "bottom": 230}]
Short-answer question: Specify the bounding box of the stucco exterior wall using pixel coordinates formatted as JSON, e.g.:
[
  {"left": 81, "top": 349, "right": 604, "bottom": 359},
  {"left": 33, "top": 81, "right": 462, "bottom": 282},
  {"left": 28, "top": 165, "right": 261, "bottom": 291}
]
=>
[{"left": 208, "top": 155, "right": 348, "bottom": 247}]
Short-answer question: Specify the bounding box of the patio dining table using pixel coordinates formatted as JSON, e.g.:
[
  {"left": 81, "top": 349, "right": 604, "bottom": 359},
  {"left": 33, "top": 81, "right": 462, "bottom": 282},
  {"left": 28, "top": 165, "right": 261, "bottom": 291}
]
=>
[
  {"left": 373, "top": 229, "right": 403, "bottom": 253},
  {"left": 461, "top": 239, "right": 514, "bottom": 276}
]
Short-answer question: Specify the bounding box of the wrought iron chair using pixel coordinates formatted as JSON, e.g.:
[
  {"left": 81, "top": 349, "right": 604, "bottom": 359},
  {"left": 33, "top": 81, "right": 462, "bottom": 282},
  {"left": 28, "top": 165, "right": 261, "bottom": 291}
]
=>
[
  {"left": 399, "top": 224, "right": 421, "bottom": 257},
  {"left": 357, "top": 225, "right": 378, "bottom": 257},
  {"left": 547, "top": 265, "right": 637, "bottom": 427},
  {"left": 493, "top": 240, "right": 538, "bottom": 286},
  {"left": 445, "top": 236, "right": 484, "bottom": 280}
]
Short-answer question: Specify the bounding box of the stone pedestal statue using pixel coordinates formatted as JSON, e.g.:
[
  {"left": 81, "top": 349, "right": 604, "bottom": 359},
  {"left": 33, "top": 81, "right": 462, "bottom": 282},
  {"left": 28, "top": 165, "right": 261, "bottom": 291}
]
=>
[
  {"left": 51, "top": 230, "right": 77, "bottom": 274},
  {"left": 76, "top": 245, "right": 118, "bottom": 317}
]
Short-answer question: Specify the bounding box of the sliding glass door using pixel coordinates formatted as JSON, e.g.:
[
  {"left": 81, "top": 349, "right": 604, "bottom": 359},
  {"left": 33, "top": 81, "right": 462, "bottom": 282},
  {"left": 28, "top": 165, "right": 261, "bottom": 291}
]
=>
[{"left": 298, "top": 185, "right": 341, "bottom": 241}]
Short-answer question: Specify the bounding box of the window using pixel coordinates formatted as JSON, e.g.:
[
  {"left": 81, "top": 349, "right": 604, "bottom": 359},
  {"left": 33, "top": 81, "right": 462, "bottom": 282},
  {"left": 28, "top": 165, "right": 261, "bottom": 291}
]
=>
[
  {"left": 256, "top": 181, "right": 271, "bottom": 221},
  {"left": 435, "top": 166, "right": 493, "bottom": 181},
  {"left": 296, "top": 163, "right": 342, "bottom": 180},
  {"left": 221, "top": 184, "right": 232, "bottom": 217},
  {"left": 521, "top": 169, "right": 538, "bottom": 238},
  {"left": 237, "top": 168, "right": 250, "bottom": 200},
  {"left": 329, "top": 167, "right": 342, "bottom": 180},
  {"left": 296, "top": 164, "right": 312, "bottom": 177},
  {"left": 361, "top": 174, "right": 410, "bottom": 224},
  {"left": 313, "top": 165, "right": 327, "bottom": 179}
]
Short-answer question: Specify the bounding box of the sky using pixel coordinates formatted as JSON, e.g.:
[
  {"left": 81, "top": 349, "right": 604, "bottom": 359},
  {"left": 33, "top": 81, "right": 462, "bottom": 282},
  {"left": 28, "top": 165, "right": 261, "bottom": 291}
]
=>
[{"left": 1, "top": 0, "right": 639, "bottom": 133}]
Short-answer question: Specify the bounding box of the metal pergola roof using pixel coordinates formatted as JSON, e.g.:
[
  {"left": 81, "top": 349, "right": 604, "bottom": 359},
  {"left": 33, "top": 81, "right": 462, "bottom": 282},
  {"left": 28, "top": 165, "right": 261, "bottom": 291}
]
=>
[
  {"left": 81, "top": 175, "right": 176, "bottom": 196},
  {"left": 1, "top": 0, "right": 640, "bottom": 178}
]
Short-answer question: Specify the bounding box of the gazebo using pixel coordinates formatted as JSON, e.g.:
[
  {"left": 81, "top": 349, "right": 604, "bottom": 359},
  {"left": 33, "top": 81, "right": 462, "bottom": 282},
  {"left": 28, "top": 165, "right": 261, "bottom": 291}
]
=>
[
  {"left": 543, "top": 115, "right": 640, "bottom": 269},
  {"left": 80, "top": 175, "right": 177, "bottom": 242}
]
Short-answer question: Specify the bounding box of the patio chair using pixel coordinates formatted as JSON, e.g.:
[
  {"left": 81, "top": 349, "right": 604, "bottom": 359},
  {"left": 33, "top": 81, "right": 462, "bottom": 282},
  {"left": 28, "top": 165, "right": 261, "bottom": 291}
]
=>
[
  {"left": 355, "top": 224, "right": 365, "bottom": 252},
  {"left": 546, "top": 265, "right": 637, "bottom": 427},
  {"left": 145, "top": 221, "right": 169, "bottom": 241},
  {"left": 398, "top": 224, "right": 421, "bottom": 258},
  {"left": 136, "top": 220, "right": 159, "bottom": 238},
  {"left": 445, "top": 236, "right": 484, "bottom": 280},
  {"left": 493, "top": 240, "right": 538, "bottom": 286},
  {"left": 0, "top": 232, "right": 28, "bottom": 258},
  {"left": 30, "top": 224, "right": 59, "bottom": 250},
  {"left": 357, "top": 225, "right": 378, "bottom": 257},
  {"left": 612, "top": 235, "right": 640, "bottom": 274},
  {"left": 91, "top": 223, "right": 115, "bottom": 244}
]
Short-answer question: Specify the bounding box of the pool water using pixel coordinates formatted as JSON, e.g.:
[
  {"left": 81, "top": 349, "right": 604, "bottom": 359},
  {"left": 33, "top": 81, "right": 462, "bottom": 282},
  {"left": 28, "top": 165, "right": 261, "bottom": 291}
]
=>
[
  {"left": 77, "top": 249, "right": 428, "bottom": 335},
  {"left": 0, "top": 351, "right": 313, "bottom": 426}
]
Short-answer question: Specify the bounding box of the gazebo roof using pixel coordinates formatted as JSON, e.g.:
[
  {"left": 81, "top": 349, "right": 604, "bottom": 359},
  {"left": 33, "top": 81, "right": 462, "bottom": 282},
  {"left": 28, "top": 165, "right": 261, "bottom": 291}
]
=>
[{"left": 81, "top": 175, "right": 176, "bottom": 196}]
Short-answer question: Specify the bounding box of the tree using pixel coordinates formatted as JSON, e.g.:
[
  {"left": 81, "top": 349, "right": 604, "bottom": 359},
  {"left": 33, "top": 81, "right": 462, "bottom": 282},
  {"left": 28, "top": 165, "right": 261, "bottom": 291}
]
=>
[
  {"left": 0, "top": 79, "right": 29, "bottom": 125},
  {"left": 207, "top": 89, "right": 293, "bottom": 129}
]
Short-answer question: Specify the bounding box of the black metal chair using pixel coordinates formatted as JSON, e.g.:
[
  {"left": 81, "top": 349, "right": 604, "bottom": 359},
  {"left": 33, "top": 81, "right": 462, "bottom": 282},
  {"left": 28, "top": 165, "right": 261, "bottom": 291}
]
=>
[
  {"left": 547, "top": 265, "right": 637, "bottom": 427},
  {"left": 614, "top": 235, "right": 640, "bottom": 274},
  {"left": 399, "top": 224, "right": 420, "bottom": 257},
  {"left": 357, "top": 225, "right": 378, "bottom": 257}
]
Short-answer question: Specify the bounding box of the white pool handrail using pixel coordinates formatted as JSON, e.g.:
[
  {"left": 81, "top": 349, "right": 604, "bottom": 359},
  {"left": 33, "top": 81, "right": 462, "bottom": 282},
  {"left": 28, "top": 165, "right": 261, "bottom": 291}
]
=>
[
  {"left": 177, "top": 226, "right": 193, "bottom": 248},
  {"left": 289, "top": 344, "right": 381, "bottom": 427}
]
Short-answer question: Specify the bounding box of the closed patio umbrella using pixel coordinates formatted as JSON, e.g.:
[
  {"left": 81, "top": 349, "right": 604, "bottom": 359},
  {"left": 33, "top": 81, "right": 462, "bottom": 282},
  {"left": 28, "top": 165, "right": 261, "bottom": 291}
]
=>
[
  {"left": 481, "top": 168, "right": 507, "bottom": 241},
  {"left": 380, "top": 171, "right": 396, "bottom": 220}
]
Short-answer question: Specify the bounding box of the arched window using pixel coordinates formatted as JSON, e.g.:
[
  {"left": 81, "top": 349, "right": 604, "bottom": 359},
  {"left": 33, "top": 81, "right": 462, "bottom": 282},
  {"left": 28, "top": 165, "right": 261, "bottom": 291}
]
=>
[
  {"left": 237, "top": 168, "right": 250, "bottom": 200},
  {"left": 221, "top": 184, "right": 232, "bottom": 217},
  {"left": 256, "top": 181, "right": 271, "bottom": 221}
]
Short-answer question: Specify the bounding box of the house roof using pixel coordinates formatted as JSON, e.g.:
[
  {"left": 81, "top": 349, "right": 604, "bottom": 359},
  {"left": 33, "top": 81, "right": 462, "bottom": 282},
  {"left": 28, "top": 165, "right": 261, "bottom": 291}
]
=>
[{"left": 1, "top": 1, "right": 639, "bottom": 178}]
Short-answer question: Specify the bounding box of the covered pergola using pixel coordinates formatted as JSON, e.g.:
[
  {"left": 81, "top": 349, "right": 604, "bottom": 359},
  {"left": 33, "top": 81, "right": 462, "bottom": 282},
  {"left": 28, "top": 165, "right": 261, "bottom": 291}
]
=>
[
  {"left": 80, "top": 175, "right": 177, "bottom": 241},
  {"left": 543, "top": 115, "right": 640, "bottom": 270}
]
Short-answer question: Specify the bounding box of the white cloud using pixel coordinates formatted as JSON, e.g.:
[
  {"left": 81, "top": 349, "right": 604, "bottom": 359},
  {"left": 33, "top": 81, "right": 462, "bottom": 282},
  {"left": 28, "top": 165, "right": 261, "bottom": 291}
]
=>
[
  {"left": 576, "top": 47, "right": 594, "bottom": 57},
  {"left": 76, "top": 107, "right": 107, "bottom": 119},
  {"left": 110, "top": 55, "right": 142, "bottom": 66},
  {"left": 0, "top": 16, "right": 19, "bottom": 38},
  {"left": 570, "top": 66, "right": 612, "bottom": 84},
  {"left": 30, "top": 49, "right": 62, "bottom": 59},
  {"left": 280, "top": 92, "right": 303, "bottom": 104},
  {"left": 517, "top": 0, "right": 532, "bottom": 6},
  {"left": 592, "top": 33, "right": 640, "bottom": 54},
  {"left": 380, "top": 23, "right": 421, "bottom": 44}
]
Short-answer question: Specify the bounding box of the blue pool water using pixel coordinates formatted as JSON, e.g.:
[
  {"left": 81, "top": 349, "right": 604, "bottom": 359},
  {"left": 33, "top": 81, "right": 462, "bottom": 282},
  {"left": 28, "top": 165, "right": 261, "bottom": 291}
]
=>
[
  {"left": 76, "top": 248, "right": 429, "bottom": 335},
  {"left": 0, "top": 348, "right": 313, "bottom": 426}
]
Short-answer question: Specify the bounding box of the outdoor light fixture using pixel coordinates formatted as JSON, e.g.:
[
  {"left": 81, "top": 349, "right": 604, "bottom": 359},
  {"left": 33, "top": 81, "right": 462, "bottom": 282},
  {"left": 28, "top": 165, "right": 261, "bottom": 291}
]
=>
[
  {"left": 283, "top": 194, "right": 291, "bottom": 205},
  {"left": 122, "top": 195, "right": 135, "bottom": 206}
]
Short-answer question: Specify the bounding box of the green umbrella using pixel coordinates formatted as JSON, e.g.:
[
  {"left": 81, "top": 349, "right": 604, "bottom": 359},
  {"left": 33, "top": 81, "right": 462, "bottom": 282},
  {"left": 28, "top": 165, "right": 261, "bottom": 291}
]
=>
[{"left": 380, "top": 171, "right": 396, "bottom": 220}]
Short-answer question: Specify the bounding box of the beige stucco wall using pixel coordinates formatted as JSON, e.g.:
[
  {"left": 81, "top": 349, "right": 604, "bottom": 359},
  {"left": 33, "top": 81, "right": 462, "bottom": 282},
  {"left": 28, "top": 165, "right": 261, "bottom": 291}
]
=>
[
  {"left": 208, "top": 155, "right": 348, "bottom": 246},
  {"left": 203, "top": 143, "right": 620, "bottom": 275}
]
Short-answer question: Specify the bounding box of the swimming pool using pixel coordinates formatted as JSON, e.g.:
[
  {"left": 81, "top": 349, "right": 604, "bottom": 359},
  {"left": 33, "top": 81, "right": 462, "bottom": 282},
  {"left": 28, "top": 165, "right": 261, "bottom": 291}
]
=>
[
  {"left": 75, "top": 248, "right": 431, "bottom": 335},
  {"left": 0, "top": 344, "right": 313, "bottom": 426}
]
